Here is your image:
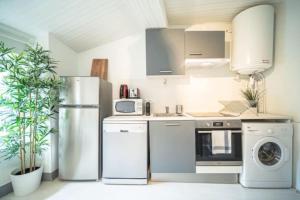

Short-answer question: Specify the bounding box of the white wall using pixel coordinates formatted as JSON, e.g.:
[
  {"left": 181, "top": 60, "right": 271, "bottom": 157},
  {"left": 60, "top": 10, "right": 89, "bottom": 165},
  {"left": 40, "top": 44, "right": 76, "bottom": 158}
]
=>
[
  {"left": 0, "top": 157, "right": 18, "bottom": 187},
  {"left": 265, "top": 0, "right": 300, "bottom": 190},
  {"left": 49, "top": 34, "right": 78, "bottom": 76},
  {"left": 77, "top": 28, "right": 246, "bottom": 113}
]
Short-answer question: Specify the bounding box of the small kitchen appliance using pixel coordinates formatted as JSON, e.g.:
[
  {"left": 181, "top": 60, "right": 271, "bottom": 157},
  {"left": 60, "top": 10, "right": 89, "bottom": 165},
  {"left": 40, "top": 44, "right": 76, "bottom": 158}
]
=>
[
  {"left": 145, "top": 101, "right": 151, "bottom": 116},
  {"left": 119, "top": 84, "right": 128, "bottom": 98},
  {"left": 113, "top": 99, "right": 143, "bottom": 116},
  {"left": 128, "top": 88, "right": 140, "bottom": 98}
]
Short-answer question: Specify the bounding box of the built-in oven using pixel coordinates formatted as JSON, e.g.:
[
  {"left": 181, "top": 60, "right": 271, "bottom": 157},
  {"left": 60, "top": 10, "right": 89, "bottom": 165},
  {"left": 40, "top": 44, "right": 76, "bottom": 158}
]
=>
[{"left": 195, "top": 120, "right": 242, "bottom": 166}]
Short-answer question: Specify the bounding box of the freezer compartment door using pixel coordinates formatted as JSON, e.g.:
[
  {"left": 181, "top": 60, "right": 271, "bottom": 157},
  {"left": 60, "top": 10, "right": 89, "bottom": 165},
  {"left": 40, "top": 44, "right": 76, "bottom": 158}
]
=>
[
  {"left": 59, "top": 107, "right": 99, "bottom": 180},
  {"left": 103, "top": 123, "right": 147, "bottom": 178},
  {"left": 60, "top": 76, "right": 99, "bottom": 105}
]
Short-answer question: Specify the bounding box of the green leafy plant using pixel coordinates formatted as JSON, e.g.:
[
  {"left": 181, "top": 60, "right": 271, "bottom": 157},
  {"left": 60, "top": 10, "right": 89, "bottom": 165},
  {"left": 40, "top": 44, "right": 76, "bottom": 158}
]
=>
[
  {"left": 0, "top": 42, "right": 61, "bottom": 175},
  {"left": 241, "top": 88, "right": 260, "bottom": 108}
]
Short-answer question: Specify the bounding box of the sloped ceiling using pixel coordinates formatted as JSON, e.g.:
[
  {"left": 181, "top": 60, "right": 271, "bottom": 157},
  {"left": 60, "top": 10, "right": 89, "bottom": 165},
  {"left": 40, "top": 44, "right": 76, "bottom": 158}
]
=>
[
  {"left": 0, "top": 0, "right": 167, "bottom": 52},
  {"left": 0, "top": 0, "right": 282, "bottom": 52},
  {"left": 164, "top": 0, "right": 283, "bottom": 25}
]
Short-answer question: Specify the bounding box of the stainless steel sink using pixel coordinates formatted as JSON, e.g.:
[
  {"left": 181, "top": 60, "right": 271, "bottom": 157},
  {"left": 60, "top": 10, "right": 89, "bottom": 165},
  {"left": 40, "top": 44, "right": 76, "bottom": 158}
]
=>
[{"left": 153, "top": 113, "right": 184, "bottom": 117}]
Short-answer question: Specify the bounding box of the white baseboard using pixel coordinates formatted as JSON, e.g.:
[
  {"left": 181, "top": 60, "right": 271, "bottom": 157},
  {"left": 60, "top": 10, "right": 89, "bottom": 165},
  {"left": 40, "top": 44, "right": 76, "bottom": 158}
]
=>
[
  {"left": 102, "top": 178, "right": 148, "bottom": 185},
  {"left": 196, "top": 166, "right": 242, "bottom": 174}
]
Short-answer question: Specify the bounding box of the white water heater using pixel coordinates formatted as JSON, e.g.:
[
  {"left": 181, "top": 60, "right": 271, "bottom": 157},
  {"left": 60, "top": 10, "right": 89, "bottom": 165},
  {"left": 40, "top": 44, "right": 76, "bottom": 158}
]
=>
[{"left": 231, "top": 5, "right": 274, "bottom": 75}]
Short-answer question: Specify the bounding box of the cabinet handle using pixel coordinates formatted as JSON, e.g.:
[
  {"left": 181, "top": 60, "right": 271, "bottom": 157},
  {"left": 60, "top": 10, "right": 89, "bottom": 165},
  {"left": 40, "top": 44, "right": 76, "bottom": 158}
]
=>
[
  {"left": 159, "top": 70, "right": 172, "bottom": 73},
  {"left": 120, "top": 129, "right": 129, "bottom": 133},
  {"left": 197, "top": 130, "right": 241, "bottom": 134},
  {"left": 164, "top": 123, "right": 181, "bottom": 126},
  {"left": 189, "top": 53, "right": 203, "bottom": 56}
]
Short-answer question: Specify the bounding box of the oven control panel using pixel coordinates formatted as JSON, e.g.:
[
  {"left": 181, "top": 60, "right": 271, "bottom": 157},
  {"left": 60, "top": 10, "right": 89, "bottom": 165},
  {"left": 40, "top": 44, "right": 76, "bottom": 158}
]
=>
[{"left": 196, "top": 120, "right": 242, "bottom": 129}]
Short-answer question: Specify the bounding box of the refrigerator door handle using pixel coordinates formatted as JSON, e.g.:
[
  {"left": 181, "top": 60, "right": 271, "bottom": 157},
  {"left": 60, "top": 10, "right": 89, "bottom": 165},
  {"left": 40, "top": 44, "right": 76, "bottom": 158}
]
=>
[{"left": 59, "top": 104, "right": 99, "bottom": 108}]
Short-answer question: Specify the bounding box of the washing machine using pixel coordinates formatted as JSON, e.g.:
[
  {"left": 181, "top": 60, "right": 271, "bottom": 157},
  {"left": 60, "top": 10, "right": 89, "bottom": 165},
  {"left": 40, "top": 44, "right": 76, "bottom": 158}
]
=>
[{"left": 240, "top": 122, "right": 293, "bottom": 188}]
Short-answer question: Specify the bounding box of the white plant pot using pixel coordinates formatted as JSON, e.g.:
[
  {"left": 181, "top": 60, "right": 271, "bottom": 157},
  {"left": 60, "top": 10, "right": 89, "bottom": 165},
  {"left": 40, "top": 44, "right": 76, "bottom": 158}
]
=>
[{"left": 10, "top": 165, "right": 43, "bottom": 196}]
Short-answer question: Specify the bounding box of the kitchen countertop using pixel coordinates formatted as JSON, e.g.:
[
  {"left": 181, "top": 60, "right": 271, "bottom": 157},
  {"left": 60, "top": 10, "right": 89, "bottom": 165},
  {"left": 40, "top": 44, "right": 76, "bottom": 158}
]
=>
[{"left": 104, "top": 113, "right": 291, "bottom": 122}]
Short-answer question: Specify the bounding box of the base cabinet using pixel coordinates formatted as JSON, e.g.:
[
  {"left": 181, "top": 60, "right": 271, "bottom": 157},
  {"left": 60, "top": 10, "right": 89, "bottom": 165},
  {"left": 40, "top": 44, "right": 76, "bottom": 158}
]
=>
[{"left": 149, "top": 121, "right": 195, "bottom": 173}]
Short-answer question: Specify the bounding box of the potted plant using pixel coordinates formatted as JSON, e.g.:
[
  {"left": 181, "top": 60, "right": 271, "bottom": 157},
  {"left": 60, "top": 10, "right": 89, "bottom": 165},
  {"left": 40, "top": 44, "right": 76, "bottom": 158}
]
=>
[
  {"left": 0, "top": 42, "right": 61, "bottom": 196},
  {"left": 241, "top": 87, "right": 260, "bottom": 114}
]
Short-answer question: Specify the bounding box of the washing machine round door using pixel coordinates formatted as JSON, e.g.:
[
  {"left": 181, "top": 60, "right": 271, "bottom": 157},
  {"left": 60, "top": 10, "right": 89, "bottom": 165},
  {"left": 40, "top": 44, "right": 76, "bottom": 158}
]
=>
[{"left": 252, "top": 137, "right": 288, "bottom": 170}]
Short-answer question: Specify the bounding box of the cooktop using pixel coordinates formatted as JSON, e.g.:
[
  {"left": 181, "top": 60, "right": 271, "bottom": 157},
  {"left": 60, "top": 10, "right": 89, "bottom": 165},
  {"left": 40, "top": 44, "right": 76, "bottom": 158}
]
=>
[{"left": 187, "top": 112, "right": 225, "bottom": 117}]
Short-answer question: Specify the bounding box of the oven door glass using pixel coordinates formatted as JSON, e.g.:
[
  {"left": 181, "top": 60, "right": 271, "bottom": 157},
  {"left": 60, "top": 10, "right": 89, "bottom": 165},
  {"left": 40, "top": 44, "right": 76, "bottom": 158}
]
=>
[{"left": 195, "top": 130, "right": 242, "bottom": 162}]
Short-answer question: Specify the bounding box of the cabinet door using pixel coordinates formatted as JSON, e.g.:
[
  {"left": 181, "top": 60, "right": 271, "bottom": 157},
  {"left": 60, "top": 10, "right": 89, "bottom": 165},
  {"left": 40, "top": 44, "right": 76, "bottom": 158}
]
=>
[
  {"left": 59, "top": 107, "right": 99, "bottom": 180},
  {"left": 150, "top": 121, "right": 195, "bottom": 173},
  {"left": 146, "top": 28, "right": 185, "bottom": 75},
  {"left": 185, "top": 31, "right": 225, "bottom": 59}
]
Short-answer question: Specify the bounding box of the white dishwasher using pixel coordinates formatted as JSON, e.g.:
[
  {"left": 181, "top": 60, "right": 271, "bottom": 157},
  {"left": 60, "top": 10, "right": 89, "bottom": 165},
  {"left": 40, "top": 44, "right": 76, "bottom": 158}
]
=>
[{"left": 102, "top": 120, "right": 148, "bottom": 184}]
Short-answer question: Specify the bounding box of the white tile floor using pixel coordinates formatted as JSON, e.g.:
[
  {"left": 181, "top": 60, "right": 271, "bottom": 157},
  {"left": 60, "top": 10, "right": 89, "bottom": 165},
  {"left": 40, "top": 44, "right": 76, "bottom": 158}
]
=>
[{"left": 1, "top": 179, "right": 300, "bottom": 200}]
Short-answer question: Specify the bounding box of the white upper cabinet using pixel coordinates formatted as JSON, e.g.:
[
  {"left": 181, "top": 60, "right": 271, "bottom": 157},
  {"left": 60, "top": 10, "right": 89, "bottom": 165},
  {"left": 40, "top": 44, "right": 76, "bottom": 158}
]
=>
[{"left": 231, "top": 5, "right": 274, "bottom": 75}]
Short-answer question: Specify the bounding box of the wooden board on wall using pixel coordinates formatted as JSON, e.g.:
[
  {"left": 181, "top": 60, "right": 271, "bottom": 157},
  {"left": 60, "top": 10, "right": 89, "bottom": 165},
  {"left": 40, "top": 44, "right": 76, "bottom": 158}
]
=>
[{"left": 90, "top": 58, "right": 108, "bottom": 80}]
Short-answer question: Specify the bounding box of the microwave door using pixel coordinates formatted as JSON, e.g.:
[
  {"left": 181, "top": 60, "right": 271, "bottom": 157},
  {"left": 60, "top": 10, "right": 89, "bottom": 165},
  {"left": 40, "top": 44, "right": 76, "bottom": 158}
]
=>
[
  {"left": 115, "top": 101, "right": 136, "bottom": 113},
  {"left": 113, "top": 99, "right": 143, "bottom": 115}
]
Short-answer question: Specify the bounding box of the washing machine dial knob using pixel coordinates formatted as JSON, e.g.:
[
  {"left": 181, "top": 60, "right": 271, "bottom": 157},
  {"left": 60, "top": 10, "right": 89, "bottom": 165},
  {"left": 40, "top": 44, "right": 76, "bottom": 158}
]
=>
[
  {"left": 206, "top": 123, "right": 211, "bottom": 127},
  {"left": 226, "top": 122, "right": 231, "bottom": 126}
]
